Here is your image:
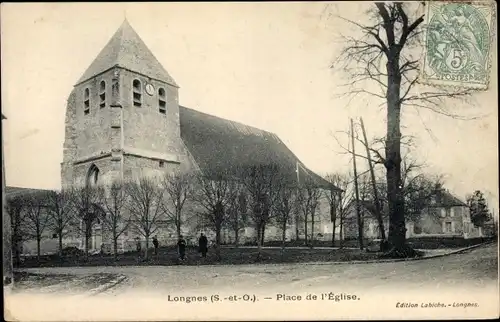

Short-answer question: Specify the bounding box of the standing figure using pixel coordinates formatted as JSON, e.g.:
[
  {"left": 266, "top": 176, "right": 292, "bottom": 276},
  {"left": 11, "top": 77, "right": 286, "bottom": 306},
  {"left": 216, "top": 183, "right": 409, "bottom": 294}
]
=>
[
  {"left": 198, "top": 233, "right": 208, "bottom": 258},
  {"left": 152, "top": 235, "right": 159, "bottom": 255},
  {"left": 135, "top": 237, "right": 142, "bottom": 261},
  {"left": 177, "top": 235, "right": 186, "bottom": 261}
]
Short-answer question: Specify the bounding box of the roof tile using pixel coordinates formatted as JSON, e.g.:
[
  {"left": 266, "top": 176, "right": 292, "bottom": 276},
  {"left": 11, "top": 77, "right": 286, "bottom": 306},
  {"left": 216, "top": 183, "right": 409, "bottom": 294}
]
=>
[
  {"left": 76, "top": 20, "right": 178, "bottom": 87},
  {"left": 178, "top": 106, "right": 335, "bottom": 190}
]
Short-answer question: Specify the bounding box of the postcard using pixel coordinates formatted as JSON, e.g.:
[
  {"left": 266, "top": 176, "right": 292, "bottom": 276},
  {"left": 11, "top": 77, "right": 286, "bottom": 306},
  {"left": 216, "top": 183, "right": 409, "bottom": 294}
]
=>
[{"left": 2, "top": 1, "right": 498, "bottom": 321}]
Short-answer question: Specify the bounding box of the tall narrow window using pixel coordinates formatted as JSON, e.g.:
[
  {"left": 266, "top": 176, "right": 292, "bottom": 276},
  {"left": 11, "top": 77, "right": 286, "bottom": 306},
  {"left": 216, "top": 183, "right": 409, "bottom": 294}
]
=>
[
  {"left": 158, "top": 88, "right": 166, "bottom": 114},
  {"left": 86, "top": 164, "right": 100, "bottom": 188},
  {"left": 99, "top": 81, "right": 106, "bottom": 108},
  {"left": 133, "top": 79, "right": 142, "bottom": 107},
  {"left": 84, "top": 88, "right": 90, "bottom": 115}
]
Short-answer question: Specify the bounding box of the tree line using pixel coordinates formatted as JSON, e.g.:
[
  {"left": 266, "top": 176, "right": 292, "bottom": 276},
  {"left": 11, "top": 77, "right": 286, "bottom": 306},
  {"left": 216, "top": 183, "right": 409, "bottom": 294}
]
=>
[
  {"left": 6, "top": 165, "right": 340, "bottom": 263},
  {"left": 8, "top": 161, "right": 492, "bottom": 265}
]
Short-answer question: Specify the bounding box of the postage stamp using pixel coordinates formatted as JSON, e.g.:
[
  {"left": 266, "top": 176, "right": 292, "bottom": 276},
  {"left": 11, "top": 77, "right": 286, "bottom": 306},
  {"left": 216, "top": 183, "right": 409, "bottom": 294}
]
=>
[{"left": 421, "top": 1, "right": 496, "bottom": 89}]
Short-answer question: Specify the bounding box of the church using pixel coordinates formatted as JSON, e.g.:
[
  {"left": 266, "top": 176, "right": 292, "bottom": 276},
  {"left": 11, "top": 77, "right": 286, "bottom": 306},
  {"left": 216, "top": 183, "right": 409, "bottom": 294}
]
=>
[
  {"left": 9, "top": 20, "right": 339, "bottom": 254},
  {"left": 61, "top": 20, "right": 331, "bottom": 191}
]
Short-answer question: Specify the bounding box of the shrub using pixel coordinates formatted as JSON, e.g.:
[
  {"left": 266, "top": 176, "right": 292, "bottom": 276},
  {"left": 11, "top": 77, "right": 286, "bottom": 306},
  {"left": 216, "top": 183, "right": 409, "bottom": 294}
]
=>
[
  {"left": 407, "top": 237, "right": 493, "bottom": 249},
  {"left": 61, "top": 246, "right": 85, "bottom": 257}
]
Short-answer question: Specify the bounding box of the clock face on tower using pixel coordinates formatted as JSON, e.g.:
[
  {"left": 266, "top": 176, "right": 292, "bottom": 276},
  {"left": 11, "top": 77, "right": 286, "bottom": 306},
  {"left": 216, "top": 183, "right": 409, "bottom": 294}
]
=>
[{"left": 145, "top": 83, "right": 155, "bottom": 96}]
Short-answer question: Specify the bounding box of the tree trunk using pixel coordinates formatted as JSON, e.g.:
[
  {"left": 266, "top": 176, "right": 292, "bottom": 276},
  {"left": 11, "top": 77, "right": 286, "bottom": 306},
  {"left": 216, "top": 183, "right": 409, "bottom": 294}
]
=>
[
  {"left": 310, "top": 211, "right": 315, "bottom": 249},
  {"left": 12, "top": 227, "right": 21, "bottom": 267},
  {"left": 113, "top": 230, "right": 118, "bottom": 260},
  {"left": 385, "top": 54, "right": 414, "bottom": 257},
  {"left": 339, "top": 214, "right": 344, "bottom": 249},
  {"left": 234, "top": 227, "right": 239, "bottom": 247},
  {"left": 331, "top": 208, "right": 337, "bottom": 248},
  {"left": 176, "top": 210, "right": 182, "bottom": 238},
  {"left": 14, "top": 238, "right": 21, "bottom": 267},
  {"left": 256, "top": 223, "right": 262, "bottom": 260},
  {"left": 58, "top": 233, "right": 63, "bottom": 257},
  {"left": 360, "top": 117, "right": 386, "bottom": 241},
  {"left": 176, "top": 225, "right": 181, "bottom": 239},
  {"left": 85, "top": 235, "right": 90, "bottom": 258},
  {"left": 144, "top": 235, "right": 149, "bottom": 260},
  {"left": 304, "top": 213, "right": 308, "bottom": 246},
  {"left": 215, "top": 227, "right": 222, "bottom": 260},
  {"left": 295, "top": 213, "right": 300, "bottom": 241},
  {"left": 84, "top": 219, "right": 92, "bottom": 259},
  {"left": 281, "top": 221, "right": 287, "bottom": 258},
  {"left": 36, "top": 237, "right": 41, "bottom": 261},
  {"left": 260, "top": 224, "right": 266, "bottom": 246},
  {"left": 351, "top": 118, "right": 363, "bottom": 250}
]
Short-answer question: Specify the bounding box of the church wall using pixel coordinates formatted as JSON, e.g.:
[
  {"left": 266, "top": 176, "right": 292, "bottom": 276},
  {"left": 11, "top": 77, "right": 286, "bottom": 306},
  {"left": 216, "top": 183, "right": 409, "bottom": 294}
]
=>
[
  {"left": 71, "top": 157, "right": 120, "bottom": 187},
  {"left": 61, "top": 90, "right": 78, "bottom": 189},
  {"left": 123, "top": 155, "right": 180, "bottom": 181},
  {"left": 120, "top": 70, "right": 183, "bottom": 160},
  {"left": 73, "top": 69, "right": 117, "bottom": 161}
]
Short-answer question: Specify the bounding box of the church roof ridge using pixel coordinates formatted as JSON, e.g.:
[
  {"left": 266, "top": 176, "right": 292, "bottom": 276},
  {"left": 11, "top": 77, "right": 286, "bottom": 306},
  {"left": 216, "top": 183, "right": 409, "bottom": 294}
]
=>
[
  {"left": 178, "top": 105, "right": 336, "bottom": 190},
  {"left": 179, "top": 105, "right": 276, "bottom": 137},
  {"left": 75, "top": 20, "right": 178, "bottom": 87}
]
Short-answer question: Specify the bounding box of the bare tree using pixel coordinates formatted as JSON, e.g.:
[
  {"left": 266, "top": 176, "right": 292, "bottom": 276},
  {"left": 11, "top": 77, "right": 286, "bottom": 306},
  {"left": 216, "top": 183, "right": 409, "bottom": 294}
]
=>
[
  {"left": 125, "top": 177, "right": 165, "bottom": 261},
  {"left": 71, "top": 185, "right": 105, "bottom": 259},
  {"left": 46, "top": 189, "right": 75, "bottom": 257},
  {"left": 331, "top": 2, "right": 474, "bottom": 257},
  {"left": 193, "top": 169, "right": 239, "bottom": 260},
  {"left": 161, "top": 172, "right": 194, "bottom": 239},
  {"left": 273, "top": 181, "right": 297, "bottom": 256},
  {"left": 308, "top": 187, "right": 322, "bottom": 249},
  {"left": 23, "top": 192, "right": 51, "bottom": 261},
  {"left": 7, "top": 196, "right": 27, "bottom": 266},
  {"left": 325, "top": 173, "right": 353, "bottom": 247},
  {"left": 226, "top": 187, "right": 249, "bottom": 247},
  {"left": 363, "top": 154, "right": 444, "bottom": 225},
  {"left": 240, "top": 164, "right": 283, "bottom": 259},
  {"left": 99, "top": 181, "right": 130, "bottom": 259},
  {"left": 296, "top": 177, "right": 322, "bottom": 248}
]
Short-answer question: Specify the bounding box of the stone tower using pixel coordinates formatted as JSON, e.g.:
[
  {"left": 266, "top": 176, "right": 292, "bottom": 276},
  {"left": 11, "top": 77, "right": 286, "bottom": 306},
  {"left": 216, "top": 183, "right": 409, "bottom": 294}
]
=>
[{"left": 61, "top": 20, "right": 184, "bottom": 189}]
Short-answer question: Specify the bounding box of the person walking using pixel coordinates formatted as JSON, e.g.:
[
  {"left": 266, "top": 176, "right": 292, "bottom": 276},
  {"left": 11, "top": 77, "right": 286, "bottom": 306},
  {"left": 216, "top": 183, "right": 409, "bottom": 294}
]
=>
[
  {"left": 177, "top": 235, "right": 186, "bottom": 261},
  {"left": 198, "top": 233, "right": 208, "bottom": 258},
  {"left": 152, "top": 236, "right": 159, "bottom": 255}
]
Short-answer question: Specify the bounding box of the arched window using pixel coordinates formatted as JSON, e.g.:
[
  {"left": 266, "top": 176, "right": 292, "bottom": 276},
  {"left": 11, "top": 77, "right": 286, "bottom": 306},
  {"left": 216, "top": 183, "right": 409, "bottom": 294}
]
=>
[
  {"left": 86, "top": 164, "right": 100, "bottom": 188},
  {"left": 99, "top": 81, "right": 106, "bottom": 108},
  {"left": 132, "top": 79, "right": 142, "bottom": 107},
  {"left": 158, "top": 88, "right": 166, "bottom": 114},
  {"left": 84, "top": 88, "right": 90, "bottom": 115}
]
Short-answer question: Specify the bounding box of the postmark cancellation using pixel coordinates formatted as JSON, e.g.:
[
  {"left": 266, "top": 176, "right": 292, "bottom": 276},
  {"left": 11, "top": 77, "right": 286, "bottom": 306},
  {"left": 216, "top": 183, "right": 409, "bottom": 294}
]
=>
[{"left": 421, "top": 1, "right": 496, "bottom": 90}]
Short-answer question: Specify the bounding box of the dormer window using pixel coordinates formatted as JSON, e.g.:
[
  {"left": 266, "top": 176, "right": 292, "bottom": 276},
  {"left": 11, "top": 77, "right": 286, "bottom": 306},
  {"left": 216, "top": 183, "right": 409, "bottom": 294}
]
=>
[
  {"left": 158, "top": 88, "right": 166, "bottom": 114},
  {"left": 132, "top": 79, "right": 142, "bottom": 107},
  {"left": 84, "top": 88, "right": 90, "bottom": 115},
  {"left": 99, "top": 81, "right": 106, "bottom": 108}
]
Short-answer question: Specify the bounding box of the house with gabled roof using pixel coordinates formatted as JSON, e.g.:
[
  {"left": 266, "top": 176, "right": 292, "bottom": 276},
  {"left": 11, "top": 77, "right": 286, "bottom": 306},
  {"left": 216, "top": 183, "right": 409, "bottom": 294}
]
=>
[
  {"left": 343, "top": 186, "right": 485, "bottom": 241},
  {"left": 406, "top": 187, "right": 484, "bottom": 239}
]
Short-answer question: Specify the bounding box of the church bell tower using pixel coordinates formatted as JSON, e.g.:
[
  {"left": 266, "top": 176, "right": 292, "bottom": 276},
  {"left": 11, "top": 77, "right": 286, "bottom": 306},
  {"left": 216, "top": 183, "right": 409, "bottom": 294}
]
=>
[{"left": 61, "top": 20, "right": 183, "bottom": 189}]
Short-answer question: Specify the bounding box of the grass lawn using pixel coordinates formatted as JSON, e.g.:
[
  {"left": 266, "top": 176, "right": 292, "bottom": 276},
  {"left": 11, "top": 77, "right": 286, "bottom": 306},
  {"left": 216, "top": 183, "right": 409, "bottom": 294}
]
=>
[
  {"left": 260, "top": 237, "right": 495, "bottom": 249},
  {"left": 13, "top": 271, "right": 120, "bottom": 293},
  {"left": 16, "top": 246, "right": 383, "bottom": 268}
]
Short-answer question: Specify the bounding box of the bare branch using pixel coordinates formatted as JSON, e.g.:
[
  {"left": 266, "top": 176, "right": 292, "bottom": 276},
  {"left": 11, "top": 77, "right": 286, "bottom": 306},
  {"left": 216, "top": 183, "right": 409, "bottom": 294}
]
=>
[{"left": 336, "top": 15, "right": 389, "bottom": 54}]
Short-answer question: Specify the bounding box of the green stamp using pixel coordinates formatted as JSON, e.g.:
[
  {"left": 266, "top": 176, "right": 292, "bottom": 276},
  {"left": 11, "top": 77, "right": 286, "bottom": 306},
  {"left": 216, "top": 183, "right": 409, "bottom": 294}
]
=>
[{"left": 422, "top": 2, "right": 496, "bottom": 89}]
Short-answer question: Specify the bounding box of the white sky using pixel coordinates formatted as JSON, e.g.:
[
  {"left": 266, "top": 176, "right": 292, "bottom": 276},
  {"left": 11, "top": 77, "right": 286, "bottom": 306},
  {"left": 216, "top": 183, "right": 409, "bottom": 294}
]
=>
[{"left": 1, "top": 2, "right": 498, "bottom": 214}]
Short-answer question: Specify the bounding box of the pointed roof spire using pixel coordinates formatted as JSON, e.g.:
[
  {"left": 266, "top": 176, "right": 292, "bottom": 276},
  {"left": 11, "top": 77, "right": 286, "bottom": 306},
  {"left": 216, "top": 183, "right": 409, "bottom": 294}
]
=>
[{"left": 76, "top": 20, "right": 178, "bottom": 87}]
